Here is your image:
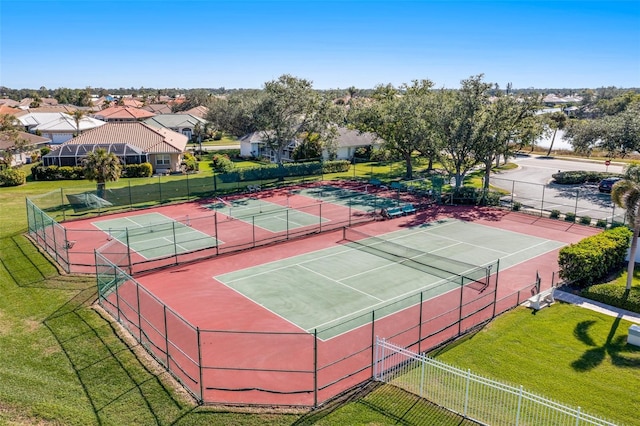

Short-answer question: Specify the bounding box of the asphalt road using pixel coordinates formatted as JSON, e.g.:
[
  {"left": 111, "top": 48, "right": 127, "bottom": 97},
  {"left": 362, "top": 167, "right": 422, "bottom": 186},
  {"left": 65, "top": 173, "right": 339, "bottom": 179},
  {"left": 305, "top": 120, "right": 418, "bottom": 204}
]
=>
[{"left": 490, "top": 154, "right": 626, "bottom": 223}]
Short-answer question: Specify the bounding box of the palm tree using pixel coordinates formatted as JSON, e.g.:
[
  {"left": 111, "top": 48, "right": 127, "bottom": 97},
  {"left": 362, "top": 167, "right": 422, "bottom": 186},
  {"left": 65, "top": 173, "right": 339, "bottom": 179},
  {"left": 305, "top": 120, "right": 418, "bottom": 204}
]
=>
[
  {"left": 71, "top": 110, "right": 86, "bottom": 137},
  {"left": 545, "top": 111, "right": 568, "bottom": 156},
  {"left": 611, "top": 162, "right": 640, "bottom": 290},
  {"left": 83, "top": 148, "right": 122, "bottom": 198}
]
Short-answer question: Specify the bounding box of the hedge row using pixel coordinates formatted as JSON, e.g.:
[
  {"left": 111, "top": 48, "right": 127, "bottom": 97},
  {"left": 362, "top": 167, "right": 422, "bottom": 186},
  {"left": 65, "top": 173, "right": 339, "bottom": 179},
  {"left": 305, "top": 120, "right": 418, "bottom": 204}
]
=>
[
  {"left": 32, "top": 163, "right": 154, "bottom": 180},
  {"left": 218, "top": 160, "right": 350, "bottom": 183},
  {"left": 31, "top": 165, "right": 85, "bottom": 181},
  {"left": 558, "top": 227, "right": 632, "bottom": 287},
  {"left": 581, "top": 283, "right": 640, "bottom": 313},
  {"left": 552, "top": 170, "right": 620, "bottom": 185}
]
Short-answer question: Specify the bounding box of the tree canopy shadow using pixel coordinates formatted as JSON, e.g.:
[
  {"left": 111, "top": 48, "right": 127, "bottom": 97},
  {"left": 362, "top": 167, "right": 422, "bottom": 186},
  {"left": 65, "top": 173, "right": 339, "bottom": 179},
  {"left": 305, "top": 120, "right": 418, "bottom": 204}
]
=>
[{"left": 571, "top": 313, "right": 640, "bottom": 372}]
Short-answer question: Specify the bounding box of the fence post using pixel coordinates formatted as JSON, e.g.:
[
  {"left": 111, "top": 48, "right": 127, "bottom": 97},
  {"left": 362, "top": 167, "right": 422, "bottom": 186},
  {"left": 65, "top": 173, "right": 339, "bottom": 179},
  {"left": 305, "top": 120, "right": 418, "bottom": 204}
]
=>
[
  {"left": 314, "top": 329, "right": 318, "bottom": 408},
  {"left": 510, "top": 180, "right": 515, "bottom": 207},
  {"left": 158, "top": 175, "right": 163, "bottom": 203},
  {"left": 136, "top": 282, "right": 142, "bottom": 341},
  {"left": 464, "top": 369, "right": 471, "bottom": 417},
  {"left": 252, "top": 216, "right": 256, "bottom": 248},
  {"left": 574, "top": 188, "right": 579, "bottom": 216},
  {"left": 458, "top": 276, "right": 464, "bottom": 335},
  {"left": 164, "top": 305, "right": 170, "bottom": 368},
  {"left": 60, "top": 188, "right": 66, "bottom": 221},
  {"left": 115, "top": 266, "right": 121, "bottom": 322},
  {"left": 575, "top": 407, "right": 581, "bottom": 426},
  {"left": 172, "top": 222, "right": 179, "bottom": 264},
  {"left": 371, "top": 310, "right": 376, "bottom": 374},
  {"left": 50, "top": 219, "right": 59, "bottom": 264},
  {"left": 197, "top": 327, "right": 204, "bottom": 403},
  {"left": 319, "top": 202, "right": 322, "bottom": 232},
  {"left": 63, "top": 226, "right": 70, "bottom": 272},
  {"left": 418, "top": 291, "right": 423, "bottom": 354},
  {"left": 214, "top": 213, "right": 219, "bottom": 255},
  {"left": 515, "top": 385, "right": 523, "bottom": 426},
  {"left": 419, "top": 352, "right": 425, "bottom": 398},
  {"left": 540, "top": 185, "right": 546, "bottom": 216},
  {"left": 286, "top": 209, "right": 289, "bottom": 239},
  {"left": 126, "top": 229, "right": 133, "bottom": 276},
  {"left": 128, "top": 180, "right": 133, "bottom": 210},
  {"left": 186, "top": 172, "right": 190, "bottom": 200}
]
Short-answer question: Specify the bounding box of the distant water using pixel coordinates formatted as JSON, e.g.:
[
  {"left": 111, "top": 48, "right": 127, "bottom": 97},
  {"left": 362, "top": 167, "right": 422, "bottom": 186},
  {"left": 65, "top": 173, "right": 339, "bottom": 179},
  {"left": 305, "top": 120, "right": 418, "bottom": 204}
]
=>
[{"left": 535, "top": 129, "right": 573, "bottom": 151}]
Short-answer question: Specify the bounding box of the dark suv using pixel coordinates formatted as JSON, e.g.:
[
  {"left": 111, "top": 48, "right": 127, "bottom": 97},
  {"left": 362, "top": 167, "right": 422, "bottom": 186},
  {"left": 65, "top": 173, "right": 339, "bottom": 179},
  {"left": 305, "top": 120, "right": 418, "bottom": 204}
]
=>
[{"left": 598, "top": 177, "right": 621, "bottom": 193}]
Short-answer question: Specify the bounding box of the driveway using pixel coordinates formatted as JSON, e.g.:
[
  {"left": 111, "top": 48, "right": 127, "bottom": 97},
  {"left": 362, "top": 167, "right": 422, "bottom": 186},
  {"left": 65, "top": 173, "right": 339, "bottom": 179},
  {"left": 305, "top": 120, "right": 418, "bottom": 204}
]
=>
[{"left": 490, "top": 154, "right": 626, "bottom": 223}]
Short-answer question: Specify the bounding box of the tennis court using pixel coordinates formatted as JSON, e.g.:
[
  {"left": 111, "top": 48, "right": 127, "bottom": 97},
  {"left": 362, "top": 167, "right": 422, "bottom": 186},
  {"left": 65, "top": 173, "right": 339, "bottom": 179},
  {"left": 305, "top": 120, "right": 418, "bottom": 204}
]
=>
[
  {"left": 92, "top": 212, "right": 220, "bottom": 260},
  {"left": 215, "top": 218, "right": 564, "bottom": 340},
  {"left": 205, "top": 197, "right": 328, "bottom": 232},
  {"left": 297, "top": 184, "right": 399, "bottom": 212}
]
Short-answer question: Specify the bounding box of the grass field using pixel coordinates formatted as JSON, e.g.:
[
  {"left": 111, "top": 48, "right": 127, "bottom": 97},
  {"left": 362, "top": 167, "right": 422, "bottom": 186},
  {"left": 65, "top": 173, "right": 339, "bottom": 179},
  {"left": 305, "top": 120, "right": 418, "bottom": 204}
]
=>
[{"left": 431, "top": 304, "right": 640, "bottom": 425}]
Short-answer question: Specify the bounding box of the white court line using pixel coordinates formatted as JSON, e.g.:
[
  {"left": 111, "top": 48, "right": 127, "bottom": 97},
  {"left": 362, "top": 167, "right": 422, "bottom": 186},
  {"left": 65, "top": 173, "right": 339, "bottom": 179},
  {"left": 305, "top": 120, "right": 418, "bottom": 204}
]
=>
[{"left": 298, "top": 264, "right": 384, "bottom": 302}]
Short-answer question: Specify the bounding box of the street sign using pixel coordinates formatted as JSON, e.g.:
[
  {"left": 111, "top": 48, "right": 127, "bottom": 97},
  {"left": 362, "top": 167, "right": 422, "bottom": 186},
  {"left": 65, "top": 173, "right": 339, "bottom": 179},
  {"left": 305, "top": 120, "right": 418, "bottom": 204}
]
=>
[{"left": 605, "top": 160, "right": 611, "bottom": 166}]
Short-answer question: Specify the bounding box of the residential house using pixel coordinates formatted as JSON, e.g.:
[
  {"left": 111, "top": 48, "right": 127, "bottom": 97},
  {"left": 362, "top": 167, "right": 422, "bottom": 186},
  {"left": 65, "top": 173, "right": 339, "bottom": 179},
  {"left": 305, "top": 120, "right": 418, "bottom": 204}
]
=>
[
  {"left": 239, "top": 127, "right": 379, "bottom": 162},
  {"left": 17, "top": 112, "right": 106, "bottom": 144},
  {"left": 143, "top": 114, "right": 208, "bottom": 140},
  {"left": 93, "top": 106, "right": 156, "bottom": 122},
  {"left": 142, "top": 104, "right": 173, "bottom": 114},
  {"left": 178, "top": 105, "right": 209, "bottom": 119},
  {"left": 42, "top": 122, "right": 188, "bottom": 174},
  {"left": 0, "top": 131, "right": 51, "bottom": 167}
]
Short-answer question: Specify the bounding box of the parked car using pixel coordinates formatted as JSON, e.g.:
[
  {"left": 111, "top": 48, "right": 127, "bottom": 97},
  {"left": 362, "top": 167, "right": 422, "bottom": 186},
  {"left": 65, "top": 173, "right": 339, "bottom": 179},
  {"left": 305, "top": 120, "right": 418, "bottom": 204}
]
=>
[{"left": 598, "top": 177, "right": 621, "bottom": 193}]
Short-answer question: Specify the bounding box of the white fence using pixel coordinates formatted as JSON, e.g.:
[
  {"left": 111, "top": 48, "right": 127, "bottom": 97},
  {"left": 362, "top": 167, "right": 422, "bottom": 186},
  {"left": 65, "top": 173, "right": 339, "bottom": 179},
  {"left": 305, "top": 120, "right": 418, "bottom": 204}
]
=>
[{"left": 374, "top": 338, "right": 619, "bottom": 426}]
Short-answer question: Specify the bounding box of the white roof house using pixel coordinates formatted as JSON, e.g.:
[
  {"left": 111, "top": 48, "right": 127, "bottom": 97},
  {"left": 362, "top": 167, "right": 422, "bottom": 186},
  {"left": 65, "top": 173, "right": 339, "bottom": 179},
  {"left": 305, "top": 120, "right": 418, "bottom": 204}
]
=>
[
  {"left": 17, "top": 112, "right": 106, "bottom": 144},
  {"left": 239, "top": 127, "right": 380, "bottom": 162}
]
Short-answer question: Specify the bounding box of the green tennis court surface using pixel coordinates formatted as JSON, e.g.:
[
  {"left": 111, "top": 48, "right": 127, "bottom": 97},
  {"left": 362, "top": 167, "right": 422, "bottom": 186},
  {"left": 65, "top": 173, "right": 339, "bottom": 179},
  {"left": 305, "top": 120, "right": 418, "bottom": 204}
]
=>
[
  {"left": 215, "top": 219, "right": 564, "bottom": 340},
  {"left": 298, "top": 184, "right": 399, "bottom": 211},
  {"left": 206, "top": 197, "right": 328, "bottom": 232},
  {"left": 93, "top": 212, "right": 220, "bottom": 259}
]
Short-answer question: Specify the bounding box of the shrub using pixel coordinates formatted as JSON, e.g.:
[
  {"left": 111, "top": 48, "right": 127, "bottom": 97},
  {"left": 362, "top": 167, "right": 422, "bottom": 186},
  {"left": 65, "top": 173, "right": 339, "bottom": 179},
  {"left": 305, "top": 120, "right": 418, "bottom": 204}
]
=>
[
  {"left": 581, "top": 283, "right": 640, "bottom": 313},
  {"left": 596, "top": 219, "right": 608, "bottom": 228},
  {"left": 558, "top": 227, "right": 632, "bottom": 287},
  {"left": 40, "top": 146, "right": 51, "bottom": 156},
  {"left": 552, "top": 170, "right": 620, "bottom": 185},
  {"left": 213, "top": 131, "right": 223, "bottom": 141},
  {"left": 0, "top": 168, "right": 26, "bottom": 186},
  {"left": 512, "top": 201, "right": 522, "bottom": 211},
  {"left": 124, "top": 163, "right": 153, "bottom": 178},
  {"left": 564, "top": 212, "right": 576, "bottom": 222},
  {"left": 211, "top": 154, "right": 235, "bottom": 173},
  {"left": 580, "top": 216, "right": 592, "bottom": 225},
  {"left": 550, "top": 209, "right": 561, "bottom": 219},
  {"left": 181, "top": 153, "right": 199, "bottom": 173}
]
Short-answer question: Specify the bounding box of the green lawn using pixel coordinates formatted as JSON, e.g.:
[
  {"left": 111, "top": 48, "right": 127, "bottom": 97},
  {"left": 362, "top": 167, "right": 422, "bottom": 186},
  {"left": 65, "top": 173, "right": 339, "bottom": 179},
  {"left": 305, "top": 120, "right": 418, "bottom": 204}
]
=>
[{"left": 431, "top": 304, "right": 640, "bottom": 425}]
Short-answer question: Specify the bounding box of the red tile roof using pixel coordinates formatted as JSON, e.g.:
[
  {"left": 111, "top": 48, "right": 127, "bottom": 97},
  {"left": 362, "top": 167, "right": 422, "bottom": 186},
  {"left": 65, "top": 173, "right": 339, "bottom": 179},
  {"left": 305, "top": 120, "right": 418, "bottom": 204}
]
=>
[
  {"left": 61, "top": 122, "right": 187, "bottom": 153},
  {"left": 94, "top": 106, "right": 156, "bottom": 121}
]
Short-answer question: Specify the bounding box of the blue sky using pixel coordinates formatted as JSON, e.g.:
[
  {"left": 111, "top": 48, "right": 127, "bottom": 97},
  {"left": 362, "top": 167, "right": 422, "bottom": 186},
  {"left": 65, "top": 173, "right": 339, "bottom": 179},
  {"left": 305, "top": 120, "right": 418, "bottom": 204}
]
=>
[{"left": 1, "top": 0, "right": 639, "bottom": 90}]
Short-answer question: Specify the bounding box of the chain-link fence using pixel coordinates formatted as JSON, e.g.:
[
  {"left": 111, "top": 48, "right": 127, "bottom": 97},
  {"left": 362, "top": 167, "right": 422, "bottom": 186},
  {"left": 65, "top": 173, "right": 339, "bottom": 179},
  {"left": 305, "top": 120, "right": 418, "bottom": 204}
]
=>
[
  {"left": 95, "top": 242, "right": 539, "bottom": 407},
  {"left": 491, "top": 177, "right": 627, "bottom": 226}
]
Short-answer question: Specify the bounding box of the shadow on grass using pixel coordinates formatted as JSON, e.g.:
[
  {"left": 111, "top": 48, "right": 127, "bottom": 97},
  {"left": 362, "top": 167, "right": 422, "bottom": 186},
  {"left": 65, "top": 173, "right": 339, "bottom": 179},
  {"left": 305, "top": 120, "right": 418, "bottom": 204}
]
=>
[
  {"left": 294, "top": 381, "right": 476, "bottom": 426},
  {"left": 42, "top": 283, "right": 198, "bottom": 425},
  {"left": 2, "top": 233, "right": 199, "bottom": 424},
  {"left": 572, "top": 308, "right": 640, "bottom": 372}
]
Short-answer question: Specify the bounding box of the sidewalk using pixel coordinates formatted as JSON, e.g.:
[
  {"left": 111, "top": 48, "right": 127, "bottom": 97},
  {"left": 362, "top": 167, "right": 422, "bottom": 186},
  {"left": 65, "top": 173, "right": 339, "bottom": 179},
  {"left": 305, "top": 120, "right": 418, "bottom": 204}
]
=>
[{"left": 554, "top": 290, "right": 640, "bottom": 324}]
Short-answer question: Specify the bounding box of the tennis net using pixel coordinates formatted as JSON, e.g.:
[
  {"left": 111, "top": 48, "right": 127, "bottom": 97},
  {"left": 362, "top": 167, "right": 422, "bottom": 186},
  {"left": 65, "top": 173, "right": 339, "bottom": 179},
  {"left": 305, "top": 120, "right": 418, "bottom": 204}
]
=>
[{"left": 343, "top": 227, "right": 491, "bottom": 286}]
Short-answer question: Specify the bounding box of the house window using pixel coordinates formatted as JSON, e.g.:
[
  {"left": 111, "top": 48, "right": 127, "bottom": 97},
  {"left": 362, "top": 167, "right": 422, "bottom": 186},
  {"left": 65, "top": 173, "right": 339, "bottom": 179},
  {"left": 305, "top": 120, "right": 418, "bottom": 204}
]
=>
[{"left": 156, "top": 154, "right": 170, "bottom": 166}]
